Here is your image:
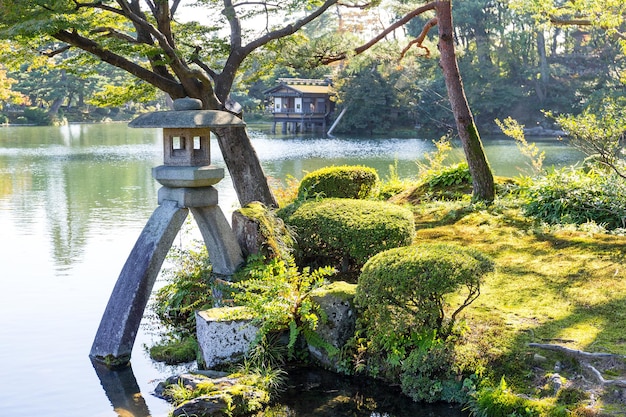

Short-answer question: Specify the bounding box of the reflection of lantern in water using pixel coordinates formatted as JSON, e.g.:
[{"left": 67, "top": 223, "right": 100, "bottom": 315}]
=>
[{"left": 90, "top": 98, "right": 243, "bottom": 368}]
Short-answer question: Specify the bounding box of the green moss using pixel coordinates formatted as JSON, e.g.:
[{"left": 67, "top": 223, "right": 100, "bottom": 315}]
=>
[
  {"left": 149, "top": 336, "right": 198, "bottom": 365},
  {"left": 236, "top": 201, "right": 295, "bottom": 259},
  {"left": 95, "top": 353, "right": 131, "bottom": 369},
  {"left": 200, "top": 306, "right": 255, "bottom": 321},
  {"left": 311, "top": 281, "right": 357, "bottom": 302}
]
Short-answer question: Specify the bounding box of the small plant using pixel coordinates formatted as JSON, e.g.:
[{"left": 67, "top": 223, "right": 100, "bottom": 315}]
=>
[
  {"left": 522, "top": 166, "right": 626, "bottom": 230},
  {"left": 232, "top": 255, "right": 336, "bottom": 360},
  {"left": 297, "top": 165, "right": 380, "bottom": 200},
  {"left": 268, "top": 174, "right": 300, "bottom": 207},
  {"left": 466, "top": 378, "right": 568, "bottom": 417},
  {"left": 496, "top": 117, "right": 545, "bottom": 175},
  {"left": 425, "top": 162, "right": 472, "bottom": 189},
  {"left": 378, "top": 159, "right": 419, "bottom": 200},
  {"left": 151, "top": 243, "right": 213, "bottom": 335},
  {"left": 548, "top": 101, "right": 626, "bottom": 179},
  {"left": 283, "top": 198, "right": 415, "bottom": 271},
  {"left": 416, "top": 135, "right": 454, "bottom": 177}
]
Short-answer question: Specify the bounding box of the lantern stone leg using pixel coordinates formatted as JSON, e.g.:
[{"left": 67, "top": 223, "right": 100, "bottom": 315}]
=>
[
  {"left": 90, "top": 200, "right": 189, "bottom": 367},
  {"left": 90, "top": 98, "right": 246, "bottom": 367}
]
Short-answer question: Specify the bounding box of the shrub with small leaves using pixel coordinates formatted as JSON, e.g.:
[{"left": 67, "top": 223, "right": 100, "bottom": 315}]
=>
[
  {"left": 283, "top": 198, "right": 414, "bottom": 271},
  {"left": 297, "top": 165, "right": 379, "bottom": 200},
  {"left": 356, "top": 243, "right": 494, "bottom": 343}
]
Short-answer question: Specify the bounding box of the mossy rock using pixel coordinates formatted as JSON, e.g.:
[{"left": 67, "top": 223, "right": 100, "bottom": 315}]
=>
[{"left": 297, "top": 165, "right": 379, "bottom": 200}]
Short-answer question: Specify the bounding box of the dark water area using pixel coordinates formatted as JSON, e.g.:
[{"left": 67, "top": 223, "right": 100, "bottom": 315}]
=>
[{"left": 272, "top": 367, "right": 467, "bottom": 417}]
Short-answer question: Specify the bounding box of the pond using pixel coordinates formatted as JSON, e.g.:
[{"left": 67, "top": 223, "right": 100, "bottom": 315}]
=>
[{"left": 0, "top": 123, "right": 583, "bottom": 417}]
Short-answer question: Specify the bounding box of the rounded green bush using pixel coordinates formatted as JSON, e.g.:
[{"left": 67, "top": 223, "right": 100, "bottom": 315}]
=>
[
  {"left": 356, "top": 244, "right": 494, "bottom": 338},
  {"left": 297, "top": 165, "right": 379, "bottom": 200},
  {"left": 284, "top": 198, "right": 414, "bottom": 271}
]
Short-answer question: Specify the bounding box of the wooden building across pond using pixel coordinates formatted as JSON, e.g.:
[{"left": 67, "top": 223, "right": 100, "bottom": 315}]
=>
[{"left": 264, "top": 78, "right": 334, "bottom": 134}]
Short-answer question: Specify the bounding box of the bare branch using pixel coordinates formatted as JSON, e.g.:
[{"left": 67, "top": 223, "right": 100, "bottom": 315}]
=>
[
  {"left": 189, "top": 46, "right": 219, "bottom": 79},
  {"left": 550, "top": 17, "right": 592, "bottom": 26},
  {"left": 400, "top": 16, "right": 437, "bottom": 60},
  {"left": 170, "top": 0, "right": 182, "bottom": 17},
  {"left": 231, "top": 1, "right": 281, "bottom": 8},
  {"left": 91, "top": 27, "right": 140, "bottom": 43},
  {"left": 321, "top": 1, "right": 437, "bottom": 65},
  {"left": 41, "top": 44, "right": 72, "bottom": 57},
  {"left": 52, "top": 29, "right": 185, "bottom": 98}
]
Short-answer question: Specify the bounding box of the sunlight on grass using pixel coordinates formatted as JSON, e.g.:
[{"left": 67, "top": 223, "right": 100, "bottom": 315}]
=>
[
  {"left": 554, "top": 319, "right": 604, "bottom": 348},
  {"left": 412, "top": 203, "right": 626, "bottom": 360}
]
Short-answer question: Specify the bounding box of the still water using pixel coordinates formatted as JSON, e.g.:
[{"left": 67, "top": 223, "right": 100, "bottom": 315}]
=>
[{"left": 0, "top": 123, "right": 582, "bottom": 417}]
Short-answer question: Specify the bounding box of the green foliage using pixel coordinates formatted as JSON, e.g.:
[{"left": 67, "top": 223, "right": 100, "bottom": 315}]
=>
[
  {"left": 232, "top": 255, "right": 335, "bottom": 360},
  {"left": 521, "top": 167, "right": 626, "bottom": 230},
  {"left": 22, "top": 106, "right": 50, "bottom": 125},
  {"left": 333, "top": 66, "right": 410, "bottom": 135},
  {"left": 149, "top": 336, "right": 198, "bottom": 365},
  {"left": 86, "top": 79, "right": 157, "bottom": 107},
  {"left": 467, "top": 378, "right": 568, "bottom": 417},
  {"left": 425, "top": 162, "right": 472, "bottom": 189},
  {"left": 496, "top": 117, "right": 545, "bottom": 175},
  {"left": 355, "top": 244, "right": 494, "bottom": 343},
  {"left": 377, "top": 160, "right": 419, "bottom": 200},
  {"left": 152, "top": 243, "right": 213, "bottom": 335},
  {"left": 549, "top": 101, "right": 626, "bottom": 178},
  {"left": 399, "top": 335, "right": 468, "bottom": 403},
  {"left": 417, "top": 135, "right": 454, "bottom": 177},
  {"left": 297, "top": 165, "right": 380, "bottom": 200},
  {"left": 283, "top": 198, "right": 414, "bottom": 271}
]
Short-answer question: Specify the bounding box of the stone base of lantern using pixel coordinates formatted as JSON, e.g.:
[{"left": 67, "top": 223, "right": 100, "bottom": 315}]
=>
[{"left": 158, "top": 186, "right": 219, "bottom": 207}]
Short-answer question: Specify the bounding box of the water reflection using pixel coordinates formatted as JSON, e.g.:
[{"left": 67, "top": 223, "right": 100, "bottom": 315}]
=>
[
  {"left": 272, "top": 368, "right": 467, "bottom": 417},
  {"left": 92, "top": 360, "right": 153, "bottom": 417}
]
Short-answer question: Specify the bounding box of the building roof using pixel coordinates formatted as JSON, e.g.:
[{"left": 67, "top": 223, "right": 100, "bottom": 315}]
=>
[{"left": 264, "top": 78, "right": 333, "bottom": 96}]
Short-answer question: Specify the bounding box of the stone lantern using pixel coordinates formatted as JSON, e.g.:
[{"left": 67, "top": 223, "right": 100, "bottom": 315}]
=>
[{"left": 90, "top": 98, "right": 244, "bottom": 367}]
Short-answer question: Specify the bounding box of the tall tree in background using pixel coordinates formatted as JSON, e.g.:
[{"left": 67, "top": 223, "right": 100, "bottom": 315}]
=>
[
  {"left": 0, "top": 0, "right": 353, "bottom": 207},
  {"left": 319, "top": 0, "right": 495, "bottom": 201},
  {"left": 435, "top": 1, "right": 494, "bottom": 201}
]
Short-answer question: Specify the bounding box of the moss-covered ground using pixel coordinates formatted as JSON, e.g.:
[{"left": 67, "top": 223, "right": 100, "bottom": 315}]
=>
[{"left": 395, "top": 192, "right": 626, "bottom": 415}]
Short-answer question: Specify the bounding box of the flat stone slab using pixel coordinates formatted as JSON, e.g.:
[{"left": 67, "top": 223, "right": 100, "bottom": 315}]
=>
[{"left": 196, "top": 307, "right": 259, "bottom": 369}]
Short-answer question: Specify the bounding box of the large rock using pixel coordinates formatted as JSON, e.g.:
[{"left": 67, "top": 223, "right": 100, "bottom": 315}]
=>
[
  {"left": 196, "top": 307, "right": 259, "bottom": 369},
  {"left": 156, "top": 371, "right": 269, "bottom": 417},
  {"left": 308, "top": 281, "right": 357, "bottom": 370}
]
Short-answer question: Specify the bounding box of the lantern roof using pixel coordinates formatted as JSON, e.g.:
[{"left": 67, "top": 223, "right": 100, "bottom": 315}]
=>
[{"left": 129, "top": 98, "right": 246, "bottom": 129}]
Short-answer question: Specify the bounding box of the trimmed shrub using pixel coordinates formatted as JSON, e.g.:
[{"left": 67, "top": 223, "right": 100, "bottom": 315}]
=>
[
  {"left": 283, "top": 198, "right": 414, "bottom": 271},
  {"left": 355, "top": 244, "right": 494, "bottom": 341},
  {"left": 297, "top": 165, "right": 379, "bottom": 200},
  {"left": 353, "top": 244, "right": 494, "bottom": 403}
]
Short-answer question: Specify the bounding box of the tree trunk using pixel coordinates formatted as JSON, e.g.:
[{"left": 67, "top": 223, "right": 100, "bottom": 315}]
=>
[
  {"left": 213, "top": 125, "right": 278, "bottom": 208},
  {"left": 435, "top": 0, "right": 494, "bottom": 202},
  {"left": 535, "top": 30, "right": 549, "bottom": 103}
]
